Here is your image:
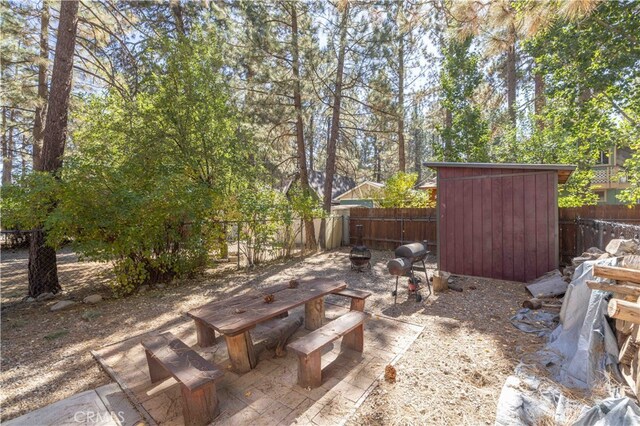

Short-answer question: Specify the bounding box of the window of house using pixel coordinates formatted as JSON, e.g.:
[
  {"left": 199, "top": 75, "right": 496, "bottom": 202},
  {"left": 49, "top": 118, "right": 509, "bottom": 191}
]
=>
[
  {"left": 595, "top": 190, "right": 607, "bottom": 203},
  {"left": 596, "top": 150, "right": 610, "bottom": 165}
]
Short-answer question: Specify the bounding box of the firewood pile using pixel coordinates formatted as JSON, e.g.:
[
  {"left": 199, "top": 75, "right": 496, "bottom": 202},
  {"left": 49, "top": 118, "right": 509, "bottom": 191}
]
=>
[{"left": 587, "top": 251, "right": 640, "bottom": 399}]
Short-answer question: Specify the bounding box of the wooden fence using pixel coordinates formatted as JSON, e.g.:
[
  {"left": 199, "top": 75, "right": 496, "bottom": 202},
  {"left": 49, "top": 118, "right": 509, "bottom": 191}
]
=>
[
  {"left": 348, "top": 205, "right": 640, "bottom": 264},
  {"left": 348, "top": 208, "right": 437, "bottom": 251}
]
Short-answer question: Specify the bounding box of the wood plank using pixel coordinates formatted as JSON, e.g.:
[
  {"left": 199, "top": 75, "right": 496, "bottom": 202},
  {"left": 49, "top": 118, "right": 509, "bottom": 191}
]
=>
[
  {"left": 524, "top": 173, "right": 537, "bottom": 281},
  {"left": 608, "top": 299, "right": 640, "bottom": 323},
  {"left": 587, "top": 280, "right": 640, "bottom": 297},
  {"left": 288, "top": 311, "right": 367, "bottom": 356},
  {"left": 188, "top": 279, "right": 347, "bottom": 335},
  {"left": 471, "top": 174, "right": 483, "bottom": 277},
  {"left": 502, "top": 173, "right": 515, "bottom": 281},
  {"left": 141, "top": 332, "right": 223, "bottom": 392},
  {"left": 594, "top": 265, "right": 640, "bottom": 284},
  {"left": 548, "top": 172, "right": 559, "bottom": 271},
  {"left": 462, "top": 169, "right": 473, "bottom": 275},
  {"left": 513, "top": 174, "right": 525, "bottom": 282},
  {"left": 481, "top": 170, "right": 492, "bottom": 278},
  {"left": 331, "top": 289, "right": 371, "bottom": 299},
  {"left": 491, "top": 171, "right": 503, "bottom": 279},
  {"left": 535, "top": 173, "right": 549, "bottom": 277}
]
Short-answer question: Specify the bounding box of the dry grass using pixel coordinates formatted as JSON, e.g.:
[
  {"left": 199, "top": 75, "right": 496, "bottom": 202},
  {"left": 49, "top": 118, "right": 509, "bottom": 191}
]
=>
[{"left": 0, "top": 247, "right": 589, "bottom": 424}]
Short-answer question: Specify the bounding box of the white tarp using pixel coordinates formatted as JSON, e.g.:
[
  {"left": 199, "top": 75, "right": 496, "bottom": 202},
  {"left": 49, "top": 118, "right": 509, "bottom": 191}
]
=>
[{"left": 496, "top": 258, "right": 640, "bottom": 425}]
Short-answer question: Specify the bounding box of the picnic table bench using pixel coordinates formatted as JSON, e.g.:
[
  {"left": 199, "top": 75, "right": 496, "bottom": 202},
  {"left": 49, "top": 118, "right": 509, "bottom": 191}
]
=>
[
  {"left": 141, "top": 332, "right": 224, "bottom": 426},
  {"left": 186, "top": 278, "right": 347, "bottom": 373}
]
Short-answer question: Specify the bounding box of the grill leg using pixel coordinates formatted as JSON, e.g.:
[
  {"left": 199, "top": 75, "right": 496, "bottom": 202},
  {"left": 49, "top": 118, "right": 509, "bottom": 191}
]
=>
[
  {"left": 422, "top": 260, "right": 431, "bottom": 298},
  {"left": 394, "top": 277, "right": 398, "bottom": 305}
]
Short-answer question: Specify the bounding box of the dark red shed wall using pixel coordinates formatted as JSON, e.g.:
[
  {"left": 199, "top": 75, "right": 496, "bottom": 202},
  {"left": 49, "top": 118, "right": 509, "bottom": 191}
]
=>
[{"left": 438, "top": 167, "right": 558, "bottom": 282}]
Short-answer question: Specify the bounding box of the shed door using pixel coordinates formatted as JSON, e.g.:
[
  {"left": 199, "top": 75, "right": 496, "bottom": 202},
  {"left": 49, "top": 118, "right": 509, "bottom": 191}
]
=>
[{"left": 438, "top": 168, "right": 558, "bottom": 282}]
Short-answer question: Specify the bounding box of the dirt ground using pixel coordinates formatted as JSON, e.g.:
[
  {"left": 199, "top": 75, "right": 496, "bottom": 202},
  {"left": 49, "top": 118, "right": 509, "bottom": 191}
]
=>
[{"left": 1, "top": 247, "right": 544, "bottom": 424}]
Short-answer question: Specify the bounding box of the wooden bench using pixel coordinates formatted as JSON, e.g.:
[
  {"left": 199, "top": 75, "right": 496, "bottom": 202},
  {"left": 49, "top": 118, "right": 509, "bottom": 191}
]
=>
[
  {"left": 288, "top": 311, "right": 367, "bottom": 388},
  {"left": 332, "top": 288, "right": 371, "bottom": 311},
  {"left": 141, "top": 332, "right": 224, "bottom": 426}
]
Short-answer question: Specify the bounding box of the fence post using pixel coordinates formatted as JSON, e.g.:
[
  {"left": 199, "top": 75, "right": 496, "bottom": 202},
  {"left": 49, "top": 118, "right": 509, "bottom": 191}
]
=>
[{"left": 237, "top": 222, "right": 241, "bottom": 269}]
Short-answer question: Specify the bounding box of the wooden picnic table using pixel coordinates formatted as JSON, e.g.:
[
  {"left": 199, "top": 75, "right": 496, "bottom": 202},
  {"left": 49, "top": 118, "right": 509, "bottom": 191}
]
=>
[{"left": 186, "top": 278, "right": 347, "bottom": 373}]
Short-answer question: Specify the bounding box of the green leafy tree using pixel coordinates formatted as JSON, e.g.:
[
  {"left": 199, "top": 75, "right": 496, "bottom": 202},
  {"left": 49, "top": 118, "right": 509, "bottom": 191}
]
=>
[
  {"left": 35, "top": 28, "right": 252, "bottom": 295},
  {"left": 380, "top": 172, "right": 432, "bottom": 208},
  {"left": 437, "top": 36, "right": 490, "bottom": 163}
]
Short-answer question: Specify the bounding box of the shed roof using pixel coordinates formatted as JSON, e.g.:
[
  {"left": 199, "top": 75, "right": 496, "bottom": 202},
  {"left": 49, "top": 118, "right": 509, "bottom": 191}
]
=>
[{"left": 423, "top": 162, "right": 576, "bottom": 184}]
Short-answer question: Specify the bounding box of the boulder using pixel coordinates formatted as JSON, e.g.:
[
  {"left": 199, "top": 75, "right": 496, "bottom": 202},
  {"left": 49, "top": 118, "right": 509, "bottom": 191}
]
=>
[
  {"left": 137, "top": 285, "right": 149, "bottom": 294},
  {"left": 83, "top": 294, "right": 102, "bottom": 304},
  {"left": 585, "top": 247, "right": 605, "bottom": 255},
  {"left": 36, "top": 292, "right": 55, "bottom": 301},
  {"left": 50, "top": 300, "right": 76, "bottom": 312},
  {"left": 605, "top": 239, "right": 639, "bottom": 257}
]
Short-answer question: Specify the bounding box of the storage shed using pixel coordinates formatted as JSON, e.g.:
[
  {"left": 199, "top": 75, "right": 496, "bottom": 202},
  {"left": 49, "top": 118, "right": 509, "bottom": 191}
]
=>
[{"left": 424, "top": 162, "right": 575, "bottom": 282}]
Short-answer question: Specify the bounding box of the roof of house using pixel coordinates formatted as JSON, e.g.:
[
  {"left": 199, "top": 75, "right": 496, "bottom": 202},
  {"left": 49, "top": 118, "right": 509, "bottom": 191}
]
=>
[
  {"left": 283, "top": 171, "right": 356, "bottom": 201},
  {"left": 423, "top": 162, "right": 576, "bottom": 184},
  {"left": 415, "top": 178, "right": 437, "bottom": 189},
  {"left": 334, "top": 181, "right": 384, "bottom": 201}
]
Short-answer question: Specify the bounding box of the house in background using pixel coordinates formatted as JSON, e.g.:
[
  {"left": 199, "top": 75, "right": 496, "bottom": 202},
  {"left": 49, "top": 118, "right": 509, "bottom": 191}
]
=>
[
  {"left": 333, "top": 181, "right": 384, "bottom": 208},
  {"left": 283, "top": 170, "right": 356, "bottom": 205},
  {"left": 415, "top": 178, "right": 437, "bottom": 204},
  {"left": 592, "top": 146, "right": 633, "bottom": 204}
]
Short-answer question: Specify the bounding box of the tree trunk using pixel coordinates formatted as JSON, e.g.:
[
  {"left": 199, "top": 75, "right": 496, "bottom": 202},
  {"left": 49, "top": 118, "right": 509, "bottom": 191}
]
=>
[
  {"left": 506, "top": 31, "right": 517, "bottom": 127},
  {"left": 1, "top": 107, "right": 11, "bottom": 185},
  {"left": 33, "top": 0, "right": 49, "bottom": 170},
  {"left": 413, "top": 111, "right": 422, "bottom": 181},
  {"left": 28, "top": 229, "right": 61, "bottom": 296},
  {"left": 170, "top": 0, "right": 185, "bottom": 36},
  {"left": 534, "top": 71, "right": 545, "bottom": 131},
  {"left": 444, "top": 108, "right": 452, "bottom": 161},
  {"left": 291, "top": 5, "right": 316, "bottom": 250},
  {"left": 373, "top": 135, "right": 381, "bottom": 182},
  {"left": 319, "top": 3, "right": 349, "bottom": 249},
  {"left": 29, "top": 0, "right": 79, "bottom": 297},
  {"left": 397, "top": 12, "right": 406, "bottom": 173},
  {"left": 308, "top": 114, "right": 314, "bottom": 172}
]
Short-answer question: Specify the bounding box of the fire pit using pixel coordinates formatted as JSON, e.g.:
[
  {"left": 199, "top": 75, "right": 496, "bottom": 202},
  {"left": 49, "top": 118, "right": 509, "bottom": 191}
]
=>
[{"left": 350, "top": 225, "right": 371, "bottom": 271}]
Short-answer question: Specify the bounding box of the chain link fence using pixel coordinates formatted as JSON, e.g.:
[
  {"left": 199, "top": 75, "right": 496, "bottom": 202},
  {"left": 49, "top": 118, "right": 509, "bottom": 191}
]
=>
[{"left": 0, "top": 216, "right": 348, "bottom": 300}]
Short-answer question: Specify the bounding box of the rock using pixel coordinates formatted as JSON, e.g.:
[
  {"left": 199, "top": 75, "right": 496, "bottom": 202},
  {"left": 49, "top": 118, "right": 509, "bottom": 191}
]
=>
[
  {"left": 571, "top": 248, "right": 605, "bottom": 267},
  {"left": 586, "top": 247, "right": 605, "bottom": 255},
  {"left": 449, "top": 284, "right": 463, "bottom": 292},
  {"left": 605, "top": 239, "right": 639, "bottom": 257},
  {"left": 137, "top": 285, "right": 149, "bottom": 294},
  {"left": 50, "top": 300, "right": 76, "bottom": 312},
  {"left": 25, "top": 297, "right": 36, "bottom": 302},
  {"left": 156, "top": 283, "right": 166, "bottom": 289},
  {"left": 83, "top": 294, "right": 102, "bottom": 304},
  {"left": 598, "top": 253, "right": 611, "bottom": 260},
  {"left": 36, "top": 292, "right": 55, "bottom": 301}
]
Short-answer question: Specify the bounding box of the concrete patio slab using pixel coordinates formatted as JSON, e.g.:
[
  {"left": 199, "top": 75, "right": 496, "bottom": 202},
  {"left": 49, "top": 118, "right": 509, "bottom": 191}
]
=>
[
  {"left": 4, "top": 383, "right": 143, "bottom": 426},
  {"left": 91, "top": 303, "right": 424, "bottom": 425}
]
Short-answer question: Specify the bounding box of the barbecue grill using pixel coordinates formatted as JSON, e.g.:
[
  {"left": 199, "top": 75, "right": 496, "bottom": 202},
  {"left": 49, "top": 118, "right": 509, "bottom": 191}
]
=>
[
  {"left": 386, "top": 241, "right": 431, "bottom": 304},
  {"left": 349, "top": 225, "right": 371, "bottom": 271}
]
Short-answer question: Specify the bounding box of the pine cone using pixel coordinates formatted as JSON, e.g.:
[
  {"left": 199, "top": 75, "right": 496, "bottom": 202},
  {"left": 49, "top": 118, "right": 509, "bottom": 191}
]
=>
[
  {"left": 264, "top": 294, "right": 275, "bottom": 303},
  {"left": 384, "top": 364, "right": 396, "bottom": 383}
]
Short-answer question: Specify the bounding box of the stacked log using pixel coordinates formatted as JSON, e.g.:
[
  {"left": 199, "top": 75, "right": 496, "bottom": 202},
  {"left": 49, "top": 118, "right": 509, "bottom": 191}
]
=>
[{"left": 590, "top": 260, "right": 640, "bottom": 398}]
